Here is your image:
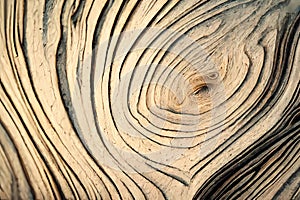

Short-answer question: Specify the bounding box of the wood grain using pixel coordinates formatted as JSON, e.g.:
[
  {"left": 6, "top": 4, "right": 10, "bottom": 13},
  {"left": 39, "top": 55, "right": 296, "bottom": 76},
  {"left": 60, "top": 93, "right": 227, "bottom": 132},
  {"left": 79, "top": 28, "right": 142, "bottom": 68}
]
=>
[{"left": 0, "top": 0, "right": 299, "bottom": 199}]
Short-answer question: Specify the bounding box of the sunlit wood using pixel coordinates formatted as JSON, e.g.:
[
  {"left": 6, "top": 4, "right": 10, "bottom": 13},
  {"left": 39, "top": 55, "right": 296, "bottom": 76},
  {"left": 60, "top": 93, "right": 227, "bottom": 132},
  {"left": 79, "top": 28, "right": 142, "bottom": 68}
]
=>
[{"left": 0, "top": 0, "right": 299, "bottom": 199}]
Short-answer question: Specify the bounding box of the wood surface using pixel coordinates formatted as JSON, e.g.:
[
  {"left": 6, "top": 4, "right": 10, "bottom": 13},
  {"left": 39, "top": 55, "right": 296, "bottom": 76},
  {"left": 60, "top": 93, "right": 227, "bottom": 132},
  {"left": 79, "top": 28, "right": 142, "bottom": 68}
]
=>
[{"left": 0, "top": 0, "right": 300, "bottom": 199}]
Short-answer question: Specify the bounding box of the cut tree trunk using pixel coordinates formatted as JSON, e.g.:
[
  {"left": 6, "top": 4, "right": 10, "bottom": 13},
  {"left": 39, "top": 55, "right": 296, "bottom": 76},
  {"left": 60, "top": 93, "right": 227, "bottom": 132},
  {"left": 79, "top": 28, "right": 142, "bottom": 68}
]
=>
[{"left": 0, "top": 0, "right": 299, "bottom": 199}]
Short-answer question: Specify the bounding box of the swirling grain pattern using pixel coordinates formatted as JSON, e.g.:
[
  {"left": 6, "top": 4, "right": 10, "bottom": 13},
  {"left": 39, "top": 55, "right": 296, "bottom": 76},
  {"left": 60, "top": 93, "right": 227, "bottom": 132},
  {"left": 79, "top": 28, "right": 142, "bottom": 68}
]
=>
[{"left": 0, "top": 0, "right": 299, "bottom": 199}]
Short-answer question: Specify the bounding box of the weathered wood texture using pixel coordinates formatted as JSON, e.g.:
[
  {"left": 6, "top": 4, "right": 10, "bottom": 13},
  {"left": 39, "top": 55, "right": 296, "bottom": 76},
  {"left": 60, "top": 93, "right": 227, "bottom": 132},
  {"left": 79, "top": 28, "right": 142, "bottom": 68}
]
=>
[{"left": 0, "top": 0, "right": 300, "bottom": 199}]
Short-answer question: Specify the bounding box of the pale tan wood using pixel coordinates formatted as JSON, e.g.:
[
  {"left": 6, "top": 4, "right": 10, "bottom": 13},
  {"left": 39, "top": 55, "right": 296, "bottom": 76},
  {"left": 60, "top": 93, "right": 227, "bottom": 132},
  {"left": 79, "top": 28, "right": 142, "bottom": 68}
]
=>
[{"left": 0, "top": 0, "right": 299, "bottom": 199}]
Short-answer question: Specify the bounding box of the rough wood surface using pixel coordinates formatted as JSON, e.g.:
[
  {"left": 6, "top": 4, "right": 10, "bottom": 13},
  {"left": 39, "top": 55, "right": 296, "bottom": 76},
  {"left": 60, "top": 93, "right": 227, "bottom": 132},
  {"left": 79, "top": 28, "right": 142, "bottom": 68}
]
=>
[{"left": 0, "top": 0, "right": 299, "bottom": 199}]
